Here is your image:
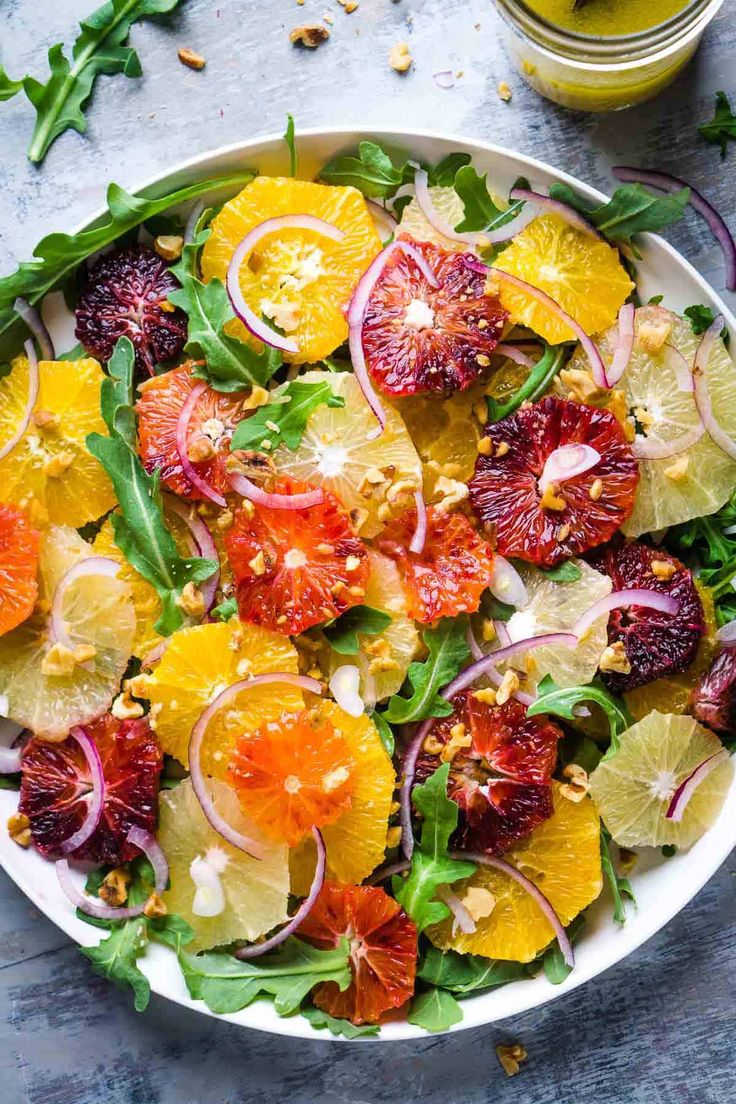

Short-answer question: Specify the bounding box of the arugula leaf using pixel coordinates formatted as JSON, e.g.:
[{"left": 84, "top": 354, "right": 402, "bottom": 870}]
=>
[
  {"left": 86, "top": 338, "right": 218, "bottom": 634},
  {"left": 302, "top": 1005, "right": 380, "bottom": 1038},
  {"left": 453, "top": 166, "right": 506, "bottom": 232},
  {"left": 0, "top": 775, "right": 20, "bottom": 791},
  {"left": 81, "top": 916, "right": 151, "bottom": 1011},
  {"left": 666, "top": 489, "right": 736, "bottom": 622},
  {"left": 537, "top": 560, "right": 582, "bottom": 583},
  {"left": 180, "top": 937, "right": 352, "bottom": 1015},
  {"left": 320, "top": 140, "right": 405, "bottom": 198},
  {"left": 541, "top": 913, "right": 585, "bottom": 984},
  {"left": 0, "top": 173, "right": 252, "bottom": 362},
  {"left": 419, "top": 946, "right": 535, "bottom": 993},
  {"left": 698, "top": 91, "right": 736, "bottom": 159},
  {"left": 428, "top": 152, "right": 471, "bottom": 187},
  {"left": 526, "top": 674, "right": 632, "bottom": 758},
  {"left": 684, "top": 303, "right": 730, "bottom": 345},
  {"left": 407, "top": 987, "right": 463, "bottom": 1032},
  {"left": 229, "top": 379, "right": 344, "bottom": 453},
  {"left": 486, "top": 345, "right": 566, "bottom": 423},
  {"left": 284, "top": 113, "right": 297, "bottom": 177},
  {"left": 370, "top": 710, "right": 395, "bottom": 756},
  {"left": 323, "top": 605, "right": 392, "bottom": 655},
  {"left": 146, "top": 912, "right": 195, "bottom": 953},
  {"left": 383, "top": 617, "right": 470, "bottom": 724},
  {"left": 393, "top": 764, "right": 475, "bottom": 932},
  {"left": 548, "top": 182, "right": 689, "bottom": 248},
  {"left": 558, "top": 730, "right": 603, "bottom": 775},
  {"left": 18, "top": 0, "right": 183, "bottom": 164},
  {"left": 0, "top": 65, "right": 22, "bottom": 101},
  {"left": 600, "top": 826, "right": 635, "bottom": 926},
  {"left": 211, "top": 596, "right": 238, "bottom": 622},
  {"left": 169, "top": 228, "right": 282, "bottom": 393}
]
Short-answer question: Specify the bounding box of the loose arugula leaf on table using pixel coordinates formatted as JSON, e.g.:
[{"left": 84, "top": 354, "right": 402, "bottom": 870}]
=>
[
  {"left": 486, "top": 345, "right": 566, "bottom": 423},
  {"left": 86, "top": 338, "right": 218, "bottom": 635},
  {"left": 229, "top": 378, "right": 344, "bottom": 452},
  {"left": 393, "top": 764, "right": 475, "bottom": 932},
  {"left": 283, "top": 113, "right": 298, "bottom": 177},
  {"left": 547, "top": 181, "right": 689, "bottom": 249},
  {"left": 322, "top": 605, "right": 392, "bottom": 656},
  {"left": 527, "top": 674, "right": 632, "bottom": 758},
  {"left": 698, "top": 91, "right": 736, "bottom": 159},
  {"left": 684, "top": 303, "right": 730, "bottom": 345},
  {"left": 541, "top": 913, "right": 586, "bottom": 984},
  {"left": 302, "top": 1005, "right": 380, "bottom": 1039},
  {"left": 0, "top": 65, "right": 23, "bottom": 101},
  {"left": 419, "top": 946, "right": 536, "bottom": 993},
  {"left": 211, "top": 596, "right": 239, "bottom": 622},
  {"left": 180, "top": 937, "right": 352, "bottom": 1016},
  {"left": 0, "top": 173, "right": 253, "bottom": 362},
  {"left": 383, "top": 617, "right": 470, "bottom": 724},
  {"left": 600, "top": 826, "right": 635, "bottom": 926},
  {"left": 169, "top": 228, "right": 282, "bottom": 393},
  {"left": 407, "top": 986, "right": 463, "bottom": 1032}
]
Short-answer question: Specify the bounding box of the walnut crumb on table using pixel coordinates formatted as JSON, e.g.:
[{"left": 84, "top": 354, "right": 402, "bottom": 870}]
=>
[
  {"left": 497, "top": 80, "right": 513, "bottom": 101},
  {"left": 389, "top": 42, "right": 413, "bottom": 72},
  {"left": 496, "top": 1043, "right": 528, "bottom": 1076},
  {"left": 177, "top": 47, "right": 206, "bottom": 70},
  {"left": 290, "top": 24, "right": 331, "bottom": 47}
]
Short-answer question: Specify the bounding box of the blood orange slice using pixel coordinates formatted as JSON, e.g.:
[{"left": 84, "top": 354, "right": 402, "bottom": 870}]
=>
[{"left": 0, "top": 503, "right": 40, "bottom": 637}]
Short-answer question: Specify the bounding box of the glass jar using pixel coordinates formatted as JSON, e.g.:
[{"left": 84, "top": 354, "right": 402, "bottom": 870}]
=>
[{"left": 493, "top": 0, "right": 724, "bottom": 111}]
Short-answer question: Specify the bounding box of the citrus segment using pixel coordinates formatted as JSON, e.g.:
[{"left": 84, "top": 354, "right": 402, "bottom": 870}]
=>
[
  {"left": 398, "top": 185, "right": 468, "bottom": 251},
  {"left": 0, "top": 503, "right": 40, "bottom": 637},
  {"left": 393, "top": 381, "right": 485, "bottom": 498}
]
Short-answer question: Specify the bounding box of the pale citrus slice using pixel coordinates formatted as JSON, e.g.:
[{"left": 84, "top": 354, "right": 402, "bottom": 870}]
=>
[
  {"left": 200, "top": 176, "right": 382, "bottom": 364},
  {"left": 428, "top": 784, "right": 602, "bottom": 961},
  {"left": 290, "top": 702, "right": 395, "bottom": 895},
  {"left": 493, "top": 214, "right": 634, "bottom": 344},
  {"left": 273, "top": 370, "right": 422, "bottom": 537},
  {"left": 398, "top": 185, "right": 468, "bottom": 251},
  {"left": 0, "top": 526, "right": 135, "bottom": 737},
  {"left": 158, "top": 777, "right": 289, "bottom": 952},
  {"left": 143, "top": 620, "right": 303, "bottom": 777},
  {"left": 393, "top": 381, "right": 485, "bottom": 498},
  {"left": 589, "top": 711, "right": 733, "bottom": 849},
  {"left": 322, "top": 550, "right": 420, "bottom": 706},
  {"left": 0, "top": 355, "right": 115, "bottom": 528}
]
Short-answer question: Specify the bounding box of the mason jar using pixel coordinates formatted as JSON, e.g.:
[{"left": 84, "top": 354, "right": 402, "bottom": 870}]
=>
[{"left": 493, "top": 0, "right": 724, "bottom": 111}]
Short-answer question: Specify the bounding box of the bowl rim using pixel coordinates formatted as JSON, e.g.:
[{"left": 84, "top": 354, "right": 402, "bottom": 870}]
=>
[{"left": 2, "top": 124, "right": 735, "bottom": 1043}]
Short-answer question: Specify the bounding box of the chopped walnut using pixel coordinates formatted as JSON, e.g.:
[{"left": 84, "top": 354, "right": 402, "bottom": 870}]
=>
[
  {"left": 389, "top": 41, "right": 413, "bottom": 72},
  {"left": 472, "top": 686, "right": 497, "bottom": 705},
  {"left": 7, "top": 812, "right": 31, "bottom": 848},
  {"left": 618, "top": 847, "right": 638, "bottom": 875},
  {"left": 440, "top": 722, "right": 472, "bottom": 763},
  {"left": 497, "top": 80, "right": 512, "bottom": 101},
  {"left": 187, "top": 435, "right": 216, "bottom": 463},
  {"left": 560, "top": 762, "right": 590, "bottom": 803},
  {"left": 496, "top": 1043, "right": 527, "bottom": 1077},
  {"left": 422, "top": 732, "right": 444, "bottom": 755},
  {"left": 111, "top": 688, "right": 145, "bottom": 721},
  {"left": 461, "top": 885, "right": 496, "bottom": 921},
  {"left": 215, "top": 509, "right": 234, "bottom": 532},
  {"left": 589, "top": 478, "right": 603, "bottom": 501},
  {"left": 126, "top": 673, "right": 154, "bottom": 699},
  {"left": 43, "top": 450, "right": 75, "bottom": 478},
  {"left": 494, "top": 441, "right": 510, "bottom": 458},
  {"left": 495, "top": 668, "right": 520, "bottom": 705},
  {"left": 345, "top": 554, "right": 362, "bottom": 573},
  {"left": 154, "top": 235, "right": 184, "bottom": 262},
  {"left": 99, "top": 867, "right": 132, "bottom": 907},
  {"left": 386, "top": 825, "right": 403, "bottom": 849},
  {"left": 290, "top": 23, "right": 330, "bottom": 47},
  {"left": 369, "top": 654, "right": 400, "bottom": 675},
  {"left": 432, "top": 475, "right": 469, "bottom": 514},
  {"left": 599, "top": 641, "right": 631, "bottom": 675},
  {"left": 143, "top": 892, "right": 168, "bottom": 920},
  {"left": 556, "top": 522, "right": 571, "bottom": 542},
  {"left": 386, "top": 478, "right": 419, "bottom": 506},
  {"left": 539, "top": 483, "right": 566, "bottom": 511},
  {"left": 481, "top": 618, "right": 496, "bottom": 643},
  {"left": 664, "top": 454, "right": 689, "bottom": 481},
  {"left": 177, "top": 582, "right": 206, "bottom": 619},
  {"left": 248, "top": 550, "right": 267, "bottom": 576},
  {"left": 178, "top": 47, "right": 206, "bottom": 69},
  {"left": 476, "top": 436, "right": 493, "bottom": 456},
  {"left": 633, "top": 405, "right": 655, "bottom": 430},
  {"left": 41, "top": 642, "right": 79, "bottom": 678},
  {"left": 243, "top": 384, "right": 270, "bottom": 411},
  {"left": 558, "top": 366, "right": 607, "bottom": 405},
  {"left": 32, "top": 409, "right": 60, "bottom": 430},
  {"left": 651, "top": 559, "right": 676, "bottom": 581},
  {"left": 636, "top": 317, "right": 671, "bottom": 355},
  {"left": 73, "top": 644, "right": 97, "bottom": 665}
]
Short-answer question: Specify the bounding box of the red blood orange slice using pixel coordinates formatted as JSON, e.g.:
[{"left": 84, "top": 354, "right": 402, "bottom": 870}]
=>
[{"left": 0, "top": 503, "right": 40, "bottom": 637}]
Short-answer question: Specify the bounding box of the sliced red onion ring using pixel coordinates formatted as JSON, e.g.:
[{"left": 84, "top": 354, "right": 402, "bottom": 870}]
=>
[
  {"left": 663, "top": 344, "right": 693, "bottom": 393},
  {"left": 494, "top": 619, "right": 512, "bottom": 646},
  {"left": 509, "top": 187, "right": 602, "bottom": 241},
  {"left": 175, "top": 381, "right": 227, "bottom": 507},
  {"left": 14, "top": 297, "right": 55, "bottom": 360},
  {"left": 414, "top": 169, "right": 538, "bottom": 246},
  {"left": 184, "top": 200, "right": 205, "bottom": 246},
  {"left": 466, "top": 260, "right": 608, "bottom": 388},
  {"left": 235, "top": 826, "right": 325, "bottom": 958},
  {"left": 495, "top": 343, "right": 533, "bottom": 368},
  {"left": 489, "top": 555, "right": 528, "bottom": 608},
  {"left": 448, "top": 850, "right": 574, "bottom": 968},
  {"left": 572, "top": 588, "right": 679, "bottom": 640},
  {"left": 539, "top": 444, "right": 600, "bottom": 491},
  {"left": 692, "top": 315, "right": 736, "bottom": 461},
  {"left": 166, "top": 498, "right": 220, "bottom": 614},
  {"left": 228, "top": 471, "right": 324, "bottom": 510},
  {"left": 466, "top": 622, "right": 484, "bottom": 661},
  {"left": 366, "top": 199, "right": 398, "bottom": 242},
  {"left": 50, "top": 557, "right": 121, "bottom": 649},
  {"left": 0, "top": 340, "right": 39, "bottom": 462},
  {"left": 612, "top": 167, "right": 736, "bottom": 292},
  {"left": 188, "top": 673, "right": 323, "bottom": 859},
  {"left": 716, "top": 620, "right": 736, "bottom": 644},
  {"left": 665, "top": 750, "right": 730, "bottom": 822},
  {"left": 57, "top": 727, "right": 106, "bottom": 855},
  {"left": 409, "top": 490, "right": 427, "bottom": 554},
  {"left": 141, "top": 640, "right": 168, "bottom": 668},
  {"left": 437, "top": 885, "right": 476, "bottom": 935},
  {"left": 432, "top": 69, "right": 455, "bottom": 89},
  {"left": 366, "top": 859, "right": 412, "bottom": 885},
  {"left": 56, "top": 827, "right": 168, "bottom": 921},
  {"left": 631, "top": 420, "right": 705, "bottom": 460},
  {"left": 226, "top": 215, "right": 345, "bottom": 352},
  {"left": 605, "top": 302, "right": 635, "bottom": 387}
]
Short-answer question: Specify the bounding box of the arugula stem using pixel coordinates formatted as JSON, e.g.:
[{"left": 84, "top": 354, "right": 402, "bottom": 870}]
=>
[{"left": 486, "top": 345, "right": 567, "bottom": 423}]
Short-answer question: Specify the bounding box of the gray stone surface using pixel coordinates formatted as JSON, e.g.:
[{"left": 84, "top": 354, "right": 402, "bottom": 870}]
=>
[{"left": 1, "top": 0, "right": 735, "bottom": 1100}]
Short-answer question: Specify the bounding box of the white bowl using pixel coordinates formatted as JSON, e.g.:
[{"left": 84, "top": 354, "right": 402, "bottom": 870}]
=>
[{"left": 1, "top": 127, "right": 734, "bottom": 1042}]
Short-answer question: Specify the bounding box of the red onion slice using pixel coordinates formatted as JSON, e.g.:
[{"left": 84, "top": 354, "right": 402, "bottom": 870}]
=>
[
  {"left": 175, "top": 381, "right": 227, "bottom": 507},
  {"left": 235, "top": 826, "right": 325, "bottom": 958},
  {"left": 466, "top": 622, "right": 484, "bottom": 661},
  {"left": 489, "top": 555, "right": 528, "bottom": 608},
  {"left": 665, "top": 749, "right": 730, "bottom": 822},
  {"left": 605, "top": 302, "right": 635, "bottom": 387},
  {"left": 495, "top": 343, "right": 534, "bottom": 368},
  {"left": 188, "top": 672, "right": 323, "bottom": 859},
  {"left": 572, "top": 588, "right": 679, "bottom": 640},
  {"left": 692, "top": 315, "right": 736, "bottom": 461},
  {"left": 58, "top": 727, "right": 106, "bottom": 854},
  {"left": 663, "top": 344, "right": 693, "bottom": 393},
  {"left": 0, "top": 340, "right": 39, "bottom": 462},
  {"left": 141, "top": 640, "right": 168, "bottom": 668},
  {"left": 437, "top": 885, "right": 476, "bottom": 935},
  {"left": 509, "top": 187, "right": 603, "bottom": 241},
  {"left": 228, "top": 471, "right": 324, "bottom": 510},
  {"left": 631, "top": 421, "right": 705, "bottom": 460},
  {"left": 226, "top": 215, "right": 345, "bottom": 353},
  {"left": 366, "top": 859, "right": 412, "bottom": 885},
  {"left": 494, "top": 619, "right": 512, "bottom": 646},
  {"left": 409, "top": 490, "right": 427, "bottom": 554},
  {"left": 14, "top": 297, "right": 55, "bottom": 360},
  {"left": 539, "top": 444, "right": 600, "bottom": 490},
  {"left": 716, "top": 620, "right": 736, "bottom": 644},
  {"left": 484, "top": 665, "right": 536, "bottom": 708},
  {"left": 366, "top": 199, "right": 398, "bottom": 243},
  {"left": 184, "top": 200, "right": 205, "bottom": 245},
  {"left": 612, "top": 167, "right": 736, "bottom": 292},
  {"left": 50, "top": 556, "right": 121, "bottom": 649},
  {"left": 166, "top": 498, "right": 220, "bottom": 614},
  {"left": 448, "top": 850, "right": 574, "bottom": 968},
  {"left": 56, "top": 826, "right": 168, "bottom": 921}
]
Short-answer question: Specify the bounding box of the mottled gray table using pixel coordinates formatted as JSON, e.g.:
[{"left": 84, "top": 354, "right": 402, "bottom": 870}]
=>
[{"left": 1, "top": 1, "right": 736, "bottom": 1100}]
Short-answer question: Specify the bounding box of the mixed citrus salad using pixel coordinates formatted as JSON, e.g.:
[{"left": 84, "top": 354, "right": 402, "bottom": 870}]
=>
[{"left": 1, "top": 132, "right": 735, "bottom": 1038}]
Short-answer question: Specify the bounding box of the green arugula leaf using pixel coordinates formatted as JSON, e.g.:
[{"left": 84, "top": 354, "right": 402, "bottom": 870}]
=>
[
  {"left": 229, "top": 379, "right": 344, "bottom": 452},
  {"left": 180, "top": 937, "right": 352, "bottom": 1016},
  {"left": 284, "top": 113, "right": 298, "bottom": 177},
  {"left": 558, "top": 730, "right": 603, "bottom": 775},
  {"left": 0, "top": 173, "right": 252, "bottom": 362},
  {"left": 322, "top": 605, "right": 392, "bottom": 656},
  {"left": 407, "top": 987, "right": 463, "bottom": 1032},
  {"left": 81, "top": 916, "right": 151, "bottom": 1011},
  {"left": 600, "top": 826, "right": 635, "bottom": 926},
  {"left": 428, "top": 152, "right": 471, "bottom": 187},
  {"left": 526, "top": 674, "right": 632, "bottom": 758},
  {"left": 0, "top": 775, "right": 20, "bottom": 791},
  {"left": 57, "top": 342, "right": 86, "bottom": 361},
  {"left": 537, "top": 560, "right": 582, "bottom": 583},
  {"left": 370, "top": 710, "right": 395, "bottom": 756},
  {"left": 383, "top": 617, "right": 470, "bottom": 724},
  {"left": 302, "top": 1005, "right": 380, "bottom": 1038},
  {"left": 86, "top": 338, "right": 218, "bottom": 634},
  {"left": 393, "top": 764, "right": 475, "bottom": 932},
  {"left": 661, "top": 843, "right": 677, "bottom": 857},
  {"left": 419, "top": 946, "right": 535, "bottom": 993},
  {"left": 486, "top": 345, "right": 566, "bottom": 423},
  {"left": 548, "top": 182, "right": 689, "bottom": 248},
  {"left": 453, "top": 166, "right": 528, "bottom": 236},
  {"left": 211, "top": 596, "right": 239, "bottom": 622},
  {"left": 684, "top": 303, "right": 730, "bottom": 345},
  {"left": 19, "top": 0, "right": 183, "bottom": 164},
  {"left": 320, "top": 140, "right": 405, "bottom": 198},
  {"left": 169, "top": 228, "right": 282, "bottom": 393},
  {"left": 698, "top": 91, "right": 736, "bottom": 159},
  {"left": 541, "top": 913, "right": 585, "bottom": 984},
  {"left": 0, "top": 65, "right": 23, "bottom": 101},
  {"left": 666, "top": 488, "right": 736, "bottom": 622},
  {"left": 146, "top": 912, "right": 195, "bottom": 953}
]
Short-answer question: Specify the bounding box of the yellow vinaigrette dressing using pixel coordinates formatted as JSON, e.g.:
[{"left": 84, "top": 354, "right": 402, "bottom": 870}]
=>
[{"left": 493, "top": 0, "right": 724, "bottom": 110}]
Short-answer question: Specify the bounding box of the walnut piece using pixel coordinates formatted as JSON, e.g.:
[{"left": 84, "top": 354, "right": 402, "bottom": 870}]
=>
[
  {"left": 7, "top": 812, "right": 31, "bottom": 848},
  {"left": 290, "top": 24, "right": 330, "bottom": 47},
  {"left": 178, "top": 47, "right": 206, "bottom": 70},
  {"left": 599, "top": 641, "right": 631, "bottom": 675},
  {"left": 496, "top": 1043, "right": 528, "bottom": 1077},
  {"left": 389, "top": 42, "right": 413, "bottom": 72}
]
